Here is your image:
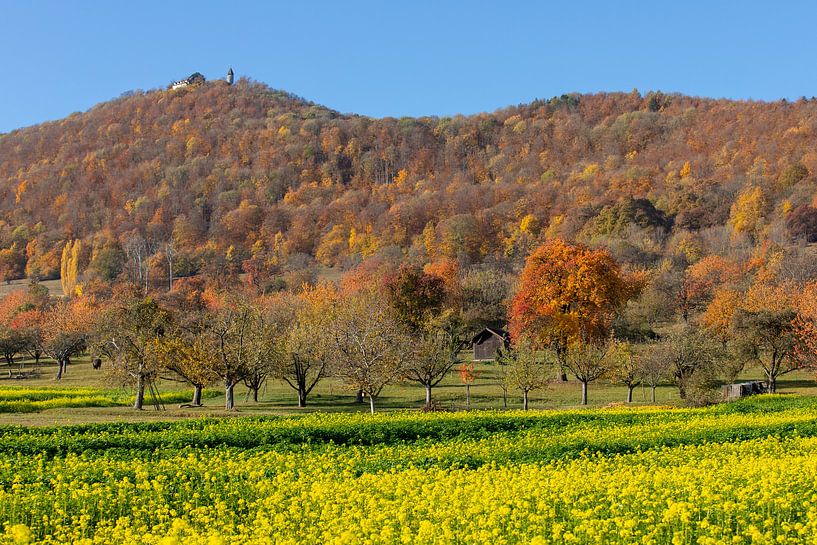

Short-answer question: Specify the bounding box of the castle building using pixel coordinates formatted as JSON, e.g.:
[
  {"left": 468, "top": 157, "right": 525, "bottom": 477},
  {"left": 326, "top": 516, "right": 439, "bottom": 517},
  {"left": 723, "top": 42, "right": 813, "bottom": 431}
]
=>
[
  {"left": 226, "top": 67, "right": 234, "bottom": 85},
  {"left": 170, "top": 72, "right": 206, "bottom": 90}
]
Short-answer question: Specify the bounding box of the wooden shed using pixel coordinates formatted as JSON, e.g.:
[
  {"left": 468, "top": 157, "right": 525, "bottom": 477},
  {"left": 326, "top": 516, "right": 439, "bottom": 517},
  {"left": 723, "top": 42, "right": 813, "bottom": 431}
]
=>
[
  {"left": 722, "top": 381, "right": 768, "bottom": 401},
  {"left": 471, "top": 328, "right": 510, "bottom": 361}
]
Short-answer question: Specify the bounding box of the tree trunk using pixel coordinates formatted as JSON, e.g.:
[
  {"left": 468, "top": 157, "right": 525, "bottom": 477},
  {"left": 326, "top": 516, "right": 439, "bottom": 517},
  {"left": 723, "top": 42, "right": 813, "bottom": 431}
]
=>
[
  {"left": 581, "top": 381, "right": 588, "bottom": 405},
  {"left": 425, "top": 384, "right": 432, "bottom": 405},
  {"left": 252, "top": 387, "right": 259, "bottom": 403},
  {"left": 766, "top": 373, "right": 777, "bottom": 393},
  {"left": 55, "top": 358, "right": 67, "bottom": 380},
  {"left": 368, "top": 394, "right": 375, "bottom": 414},
  {"left": 502, "top": 388, "right": 507, "bottom": 409},
  {"left": 465, "top": 384, "right": 471, "bottom": 409},
  {"left": 626, "top": 385, "right": 634, "bottom": 403},
  {"left": 134, "top": 374, "right": 145, "bottom": 410},
  {"left": 557, "top": 349, "right": 568, "bottom": 382},
  {"left": 523, "top": 390, "right": 529, "bottom": 411},
  {"left": 298, "top": 389, "right": 307, "bottom": 408},
  {"left": 225, "top": 382, "right": 235, "bottom": 410},
  {"left": 191, "top": 384, "right": 202, "bottom": 406},
  {"left": 355, "top": 389, "right": 364, "bottom": 403},
  {"left": 651, "top": 385, "right": 657, "bottom": 403}
]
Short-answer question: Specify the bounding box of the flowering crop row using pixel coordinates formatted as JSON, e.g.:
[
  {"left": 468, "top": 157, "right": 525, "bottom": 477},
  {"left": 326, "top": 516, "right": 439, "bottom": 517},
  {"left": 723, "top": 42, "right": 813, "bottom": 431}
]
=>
[
  {"left": 0, "top": 387, "right": 219, "bottom": 413},
  {"left": 1, "top": 395, "right": 816, "bottom": 544}
]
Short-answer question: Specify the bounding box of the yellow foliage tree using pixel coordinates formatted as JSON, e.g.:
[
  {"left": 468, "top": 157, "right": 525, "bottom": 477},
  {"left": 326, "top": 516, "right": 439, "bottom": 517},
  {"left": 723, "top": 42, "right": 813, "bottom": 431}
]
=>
[
  {"left": 60, "top": 240, "right": 82, "bottom": 296},
  {"left": 729, "top": 186, "right": 766, "bottom": 240},
  {"left": 315, "top": 225, "right": 348, "bottom": 267},
  {"left": 519, "top": 214, "right": 539, "bottom": 235}
]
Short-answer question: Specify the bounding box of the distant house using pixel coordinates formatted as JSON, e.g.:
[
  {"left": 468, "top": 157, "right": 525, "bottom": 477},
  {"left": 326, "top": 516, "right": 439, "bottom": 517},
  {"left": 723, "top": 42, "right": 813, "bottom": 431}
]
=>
[
  {"left": 170, "top": 72, "right": 206, "bottom": 90},
  {"left": 471, "top": 328, "right": 510, "bottom": 361}
]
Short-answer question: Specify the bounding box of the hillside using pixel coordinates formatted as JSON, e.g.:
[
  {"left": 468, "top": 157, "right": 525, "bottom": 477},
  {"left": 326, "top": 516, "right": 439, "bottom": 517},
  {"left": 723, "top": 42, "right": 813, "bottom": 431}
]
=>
[{"left": 2, "top": 78, "right": 817, "bottom": 287}]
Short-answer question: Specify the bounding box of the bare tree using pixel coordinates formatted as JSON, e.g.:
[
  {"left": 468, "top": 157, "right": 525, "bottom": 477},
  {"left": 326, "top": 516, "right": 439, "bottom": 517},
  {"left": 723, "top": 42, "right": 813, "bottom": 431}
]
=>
[
  {"left": 204, "top": 297, "right": 260, "bottom": 410},
  {"left": 498, "top": 342, "right": 550, "bottom": 410},
  {"left": 649, "top": 327, "right": 723, "bottom": 399},
  {"left": 165, "top": 242, "right": 178, "bottom": 291},
  {"left": 123, "top": 234, "right": 159, "bottom": 295},
  {"left": 608, "top": 341, "right": 643, "bottom": 403},
  {"left": 565, "top": 340, "right": 613, "bottom": 405},
  {"left": 638, "top": 342, "right": 672, "bottom": 403},
  {"left": 242, "top": 301, "right": 291, "bottom": 403},
  {"left": 275, "top": 295, "right": 331, "bottom": 408},
  {"left": 404, "top": 323, "right": 464, "bottom": 405},
  {"left": 327, "top": 291, "right": 411, "bottom": 414}
]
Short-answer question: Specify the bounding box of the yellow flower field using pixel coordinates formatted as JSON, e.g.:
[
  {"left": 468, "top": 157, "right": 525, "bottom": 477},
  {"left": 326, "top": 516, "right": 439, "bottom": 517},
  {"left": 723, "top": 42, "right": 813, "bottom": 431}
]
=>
[{"left": 2, "top": 395, "right": 817, "bottom": 544}]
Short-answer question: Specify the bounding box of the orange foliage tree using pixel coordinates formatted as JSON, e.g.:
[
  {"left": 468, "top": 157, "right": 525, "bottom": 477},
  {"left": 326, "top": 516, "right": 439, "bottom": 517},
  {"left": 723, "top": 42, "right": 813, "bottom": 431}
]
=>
[
  {"left": 509, "top": 239, "right": 639, "bottom": 380},
  {"left": 39, "top": 296, "right": 96, "bottom": 380},
  {"left": 458, "top": 362, "right": 478, "bottom": 409}
]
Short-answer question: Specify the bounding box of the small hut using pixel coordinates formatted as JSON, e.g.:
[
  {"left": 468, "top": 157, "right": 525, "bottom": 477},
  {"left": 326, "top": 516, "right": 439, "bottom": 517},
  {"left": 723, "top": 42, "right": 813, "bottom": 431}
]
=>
[
  {"left": 721, "top": 381, "right": 768, "bottom": 401},
  {"left": 471, "top": 328, "right": 510, "bottom": 361}
]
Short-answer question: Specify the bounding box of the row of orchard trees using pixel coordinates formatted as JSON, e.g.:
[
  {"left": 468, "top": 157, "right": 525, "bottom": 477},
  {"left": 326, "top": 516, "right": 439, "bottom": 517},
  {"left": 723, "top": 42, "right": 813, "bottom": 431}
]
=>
[
  {"left": 3, "top": 236, "right": 817, "bottom": 411},
  {"left": 95, "top": 284, "right": 458, "bottom": 413},
  {"left": 0, "top": 264, "right": 470, "bottom": 412},
  {"left": 505, "top": 238, "right": 817, "bottom": 406}
]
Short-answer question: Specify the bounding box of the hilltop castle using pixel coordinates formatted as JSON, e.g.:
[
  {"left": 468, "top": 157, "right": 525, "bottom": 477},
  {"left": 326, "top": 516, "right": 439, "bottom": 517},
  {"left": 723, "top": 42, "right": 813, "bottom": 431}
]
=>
[{"left": 170, "top": 68, "right": 233, "bottom": 90}]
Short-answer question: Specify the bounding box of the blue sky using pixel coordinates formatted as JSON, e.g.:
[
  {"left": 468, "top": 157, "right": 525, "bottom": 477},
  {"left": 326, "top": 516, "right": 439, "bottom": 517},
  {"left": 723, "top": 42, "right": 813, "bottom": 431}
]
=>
[{"left": 2, "top": 1, "right": 816, "bottom": 133}]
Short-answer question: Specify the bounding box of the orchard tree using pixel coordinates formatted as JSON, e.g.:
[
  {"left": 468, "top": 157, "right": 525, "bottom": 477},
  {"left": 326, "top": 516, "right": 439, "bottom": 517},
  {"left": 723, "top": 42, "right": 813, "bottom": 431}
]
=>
[
  {"left": 731, "top": 309, "right": 798, "bottom": 393},
  {"left": 39, "top": 297, "right": 95, "bottom": 380},
  {"left": 404, "top": 315, "right": 464, "bottom": 405},
  {"left": 650, "top": 327, "right": 722, "bottom": 400},
  {"left": 240, "top": 294, "right": 296, "bottom": 404},
  {"left": 639, "top": 343, "right": 672, "bottom": 403},
  {"left": 93, "top": 296, "right": 170, "bottom": 410},
  {"left": 708, "top": 277, "right": 802, "bottom": 392},
  {"left": 328, "top": 290, "right": 411, "bottom": 414},
  {"left": 203, "top": 294, "right": 272, "bottom": 410},
  {"left": 156, "top": 330, "right": 218, "bottom": 406},
  {"left": 274, "top": 284, "right": 335, "bottom": 407},
  {"left": 458, "top": 362, "right": 478, "bottom": 410},
  {"left": 498, "top": 342, "right": 550, "bottom": 410},
  {"left": 11, "top": 282, "right": 51, "bottom": 366},
  {"left": 0, "top": 290, "right": 30, "bottom": 369},
  {"left": 608, "top": 341, "right": 642, "bottom": 403},
  {"left": 564, "top": 340, "right": 613, "bottom": 405},
  {"left": 509, "top": 239, "right": 639, "bottom": 381}
]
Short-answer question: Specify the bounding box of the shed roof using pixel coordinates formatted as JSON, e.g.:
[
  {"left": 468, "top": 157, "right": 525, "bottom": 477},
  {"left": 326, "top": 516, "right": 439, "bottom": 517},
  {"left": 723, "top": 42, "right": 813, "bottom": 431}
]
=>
[{"left": 471, "top": 327, "right": 509, "bottom": 344}]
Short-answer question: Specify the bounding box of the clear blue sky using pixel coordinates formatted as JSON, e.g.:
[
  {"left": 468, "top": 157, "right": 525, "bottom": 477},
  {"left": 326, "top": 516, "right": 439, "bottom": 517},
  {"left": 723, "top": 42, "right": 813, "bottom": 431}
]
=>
[{"left": 2, "top": 1, "right": 816, "bottom": 133}]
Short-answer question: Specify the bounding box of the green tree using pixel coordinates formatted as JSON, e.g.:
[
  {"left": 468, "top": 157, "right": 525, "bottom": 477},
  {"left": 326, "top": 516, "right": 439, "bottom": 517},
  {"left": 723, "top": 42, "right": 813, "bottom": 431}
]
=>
[{"left": 93, "top": 297, "right": 170, "bottom": 410}]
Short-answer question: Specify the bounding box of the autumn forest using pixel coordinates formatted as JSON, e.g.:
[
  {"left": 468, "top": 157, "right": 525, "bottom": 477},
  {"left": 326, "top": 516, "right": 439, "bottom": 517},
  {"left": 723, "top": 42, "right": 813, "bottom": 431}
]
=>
[{"left": 2, "top": 77, "right": 817, "bottom": 411}]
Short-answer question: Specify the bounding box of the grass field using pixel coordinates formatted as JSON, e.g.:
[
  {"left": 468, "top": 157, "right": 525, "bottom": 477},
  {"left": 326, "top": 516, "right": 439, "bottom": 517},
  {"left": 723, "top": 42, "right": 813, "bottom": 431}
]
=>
[
  {"left": 1, "top": 353, "right": 814, "bottom": 425},
  {"left": 0, "top": 278, "right": 62, "bottom": 298},
  {"left": 2, "top": 395, "right": 817, "bottom": 543}
]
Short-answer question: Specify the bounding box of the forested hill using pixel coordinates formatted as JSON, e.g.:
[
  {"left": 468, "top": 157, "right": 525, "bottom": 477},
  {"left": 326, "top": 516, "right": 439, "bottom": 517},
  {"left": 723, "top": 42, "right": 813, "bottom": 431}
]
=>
[{"left": 2, "top": 78, "right": 817, "bottom": 285}]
